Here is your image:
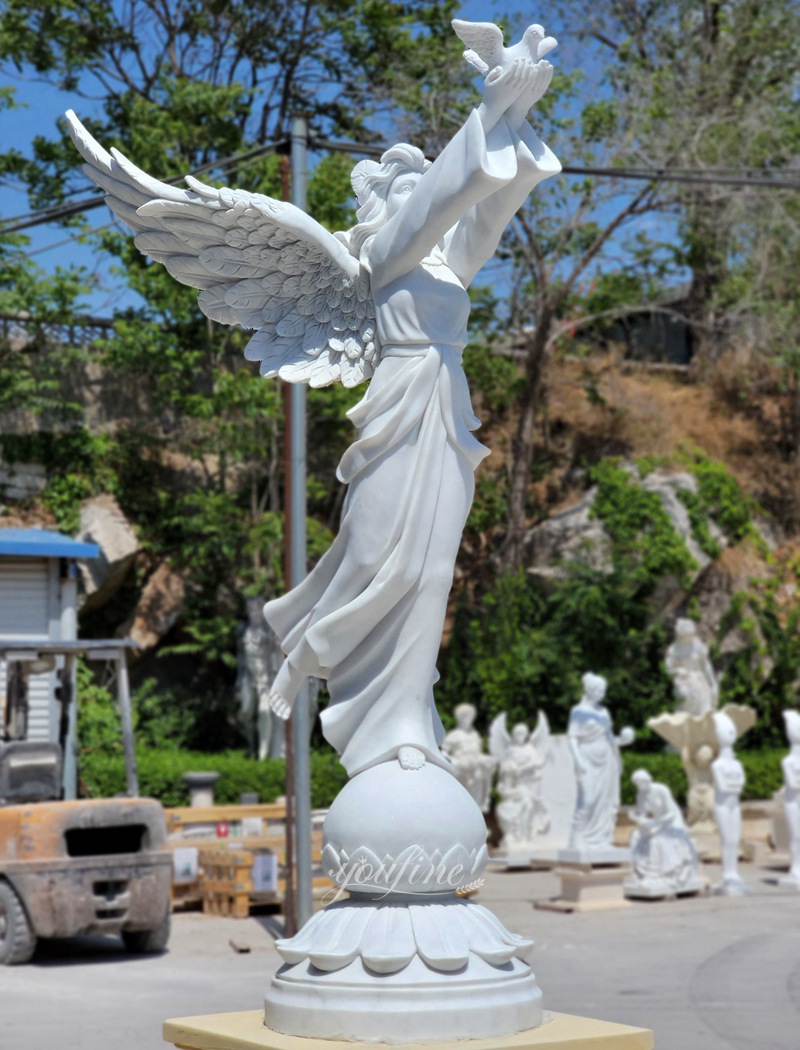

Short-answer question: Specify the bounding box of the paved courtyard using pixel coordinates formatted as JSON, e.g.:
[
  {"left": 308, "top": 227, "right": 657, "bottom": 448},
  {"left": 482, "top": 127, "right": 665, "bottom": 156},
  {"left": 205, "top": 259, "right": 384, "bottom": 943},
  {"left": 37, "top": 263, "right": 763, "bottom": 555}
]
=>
[{"left": 1, "top": 862, "right": 798, "bottom": 1050}]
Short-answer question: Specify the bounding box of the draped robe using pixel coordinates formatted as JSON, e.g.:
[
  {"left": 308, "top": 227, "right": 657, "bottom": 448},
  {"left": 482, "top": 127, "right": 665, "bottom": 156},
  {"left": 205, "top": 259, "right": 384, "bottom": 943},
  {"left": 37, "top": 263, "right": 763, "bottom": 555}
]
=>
[{"left": 265, "top": 110, "right": 560, "bottom": 776}]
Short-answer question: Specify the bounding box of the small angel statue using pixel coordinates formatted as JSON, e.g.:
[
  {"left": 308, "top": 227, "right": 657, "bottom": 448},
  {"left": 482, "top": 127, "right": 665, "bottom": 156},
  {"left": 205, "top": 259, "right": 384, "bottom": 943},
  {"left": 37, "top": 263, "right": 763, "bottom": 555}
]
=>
[
  {"left": 66, "top": 28, "right": 560, "bottom": 781},
  {"left": 489, "top": 711, "right": 551, "bottom": 850}
]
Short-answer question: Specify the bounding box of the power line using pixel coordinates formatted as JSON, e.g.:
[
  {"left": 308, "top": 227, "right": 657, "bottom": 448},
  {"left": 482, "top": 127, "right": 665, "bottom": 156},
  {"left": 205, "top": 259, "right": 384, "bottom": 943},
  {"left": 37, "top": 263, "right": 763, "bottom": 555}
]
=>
[
  {"left": 0, "top": 136, "right": 290, "bottom": 235},
  {"left": 2, "top": 134, "right": 798, "bottom": 240}
]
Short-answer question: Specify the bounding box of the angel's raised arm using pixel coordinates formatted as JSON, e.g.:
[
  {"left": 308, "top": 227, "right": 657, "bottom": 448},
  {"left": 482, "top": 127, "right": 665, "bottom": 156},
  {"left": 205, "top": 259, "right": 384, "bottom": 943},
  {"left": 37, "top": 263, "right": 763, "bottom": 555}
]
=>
[{"left": 66, "top": 111, "right": 377, "bottom": 388}]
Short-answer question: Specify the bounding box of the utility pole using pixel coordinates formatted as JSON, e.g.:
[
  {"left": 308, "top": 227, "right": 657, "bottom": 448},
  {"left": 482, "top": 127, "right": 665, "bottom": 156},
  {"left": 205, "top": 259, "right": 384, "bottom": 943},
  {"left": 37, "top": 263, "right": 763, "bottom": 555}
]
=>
[{"left": 287, "top": 114, "right": 313, "bottom": 932}]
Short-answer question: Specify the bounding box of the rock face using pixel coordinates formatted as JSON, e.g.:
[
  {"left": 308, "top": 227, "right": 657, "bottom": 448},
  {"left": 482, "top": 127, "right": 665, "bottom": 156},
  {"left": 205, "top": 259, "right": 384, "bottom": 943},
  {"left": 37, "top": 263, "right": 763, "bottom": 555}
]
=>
[
  {"left": 0, "top": 462, "right": 47, "bottom": 502},
  {"left": 76, "top": 494, "right": 140, "bottom": 610},
  {"left": 523, "top": 489, "right": 612, "bottom": 584},
  {"left": 125, "top": 560, "right": 186, "bottom": 651},
  {"left": 522, "top": 466, "right": 736, "bottom": 620}
]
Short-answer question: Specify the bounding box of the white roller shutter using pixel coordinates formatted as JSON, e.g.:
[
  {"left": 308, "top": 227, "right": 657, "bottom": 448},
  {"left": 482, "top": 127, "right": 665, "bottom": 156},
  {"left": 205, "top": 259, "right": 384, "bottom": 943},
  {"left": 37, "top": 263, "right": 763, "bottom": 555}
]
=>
[{"left": 0, "top": 558, "right": 54, "bottom": 740}]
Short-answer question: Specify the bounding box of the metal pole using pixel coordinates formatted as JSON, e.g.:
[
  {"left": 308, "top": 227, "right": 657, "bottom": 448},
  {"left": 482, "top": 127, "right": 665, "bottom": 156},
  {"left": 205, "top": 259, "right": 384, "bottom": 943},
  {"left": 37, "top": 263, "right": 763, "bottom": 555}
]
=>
[
  {"left": 116, "top": 653, "right": 139, "bottom": 797},
  {"left": 289, "top": 114, "right": 313, "bottom": 930}
]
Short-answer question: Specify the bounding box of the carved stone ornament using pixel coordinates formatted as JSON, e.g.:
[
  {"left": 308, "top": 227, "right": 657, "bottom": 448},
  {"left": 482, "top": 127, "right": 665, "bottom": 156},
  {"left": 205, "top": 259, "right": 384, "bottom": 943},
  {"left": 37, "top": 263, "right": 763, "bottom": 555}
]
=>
[
  {"left": 648, "top": 703, "right": 756, "bottom": 858},
  {"left": 68, "top": 17, "right": 561, "bottom": 1044}
]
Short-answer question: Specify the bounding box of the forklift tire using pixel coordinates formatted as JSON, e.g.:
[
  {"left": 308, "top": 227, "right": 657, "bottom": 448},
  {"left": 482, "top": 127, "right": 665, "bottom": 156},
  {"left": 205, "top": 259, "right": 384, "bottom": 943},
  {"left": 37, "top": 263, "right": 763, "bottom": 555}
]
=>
[
  {"left": 0, "top": 880, "right": 36, "bottom": 965},
  {"left": 121, "top": 911, "right": 171, "bottom": 954}
]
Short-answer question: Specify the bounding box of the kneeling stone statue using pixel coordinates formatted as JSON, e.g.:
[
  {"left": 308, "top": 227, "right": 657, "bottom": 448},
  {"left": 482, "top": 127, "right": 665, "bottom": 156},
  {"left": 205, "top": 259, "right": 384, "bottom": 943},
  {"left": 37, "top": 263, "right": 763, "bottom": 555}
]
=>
[{"left": 624, "top": 769, "right": 704, "bottom": 899}]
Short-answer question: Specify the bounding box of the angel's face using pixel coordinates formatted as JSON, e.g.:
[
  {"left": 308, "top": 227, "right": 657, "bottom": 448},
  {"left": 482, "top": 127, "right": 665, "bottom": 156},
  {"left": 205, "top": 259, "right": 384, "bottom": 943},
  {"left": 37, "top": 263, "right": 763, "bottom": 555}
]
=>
[{"left": 384, "top": 171, "right": 421, "bottom": 219}]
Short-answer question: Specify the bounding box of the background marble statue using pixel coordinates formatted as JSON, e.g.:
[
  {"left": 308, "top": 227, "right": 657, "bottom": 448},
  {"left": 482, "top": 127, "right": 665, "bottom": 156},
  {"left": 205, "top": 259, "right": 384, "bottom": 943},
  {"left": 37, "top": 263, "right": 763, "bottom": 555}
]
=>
[
  {"left": 625, "top": 769, "right": 703, "bottom": 898},
  {"left": 665, "top": 618, "right": 718, "bottom": 716},
  {"left": 711, "top": 710, "right": 750, "bottom": 895},
  {"left": 442, "top": 703, "right": 496, "bottom": 812},
  {"left": 648, "top": 703, "right": 756, "bottom": 858},
  {"left": 567, "top": 672, "right": 634, "bottom": 854},
  {"left": 781, "top": 709, "right": 800, "bottom": 888},
  {"left": 490, "top": 711, "right": 551, "bottom": 851}
]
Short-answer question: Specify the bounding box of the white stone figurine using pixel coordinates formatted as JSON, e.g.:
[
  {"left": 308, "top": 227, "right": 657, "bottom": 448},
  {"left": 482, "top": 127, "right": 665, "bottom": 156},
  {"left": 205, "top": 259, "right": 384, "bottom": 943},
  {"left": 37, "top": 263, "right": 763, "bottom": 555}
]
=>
[
  {"left": 565, "top": 672, "right": 634, "bottom": 861},
  {"left": 781, "top": 709, "right": 800, "bottom": 889},
  {"left": 665, "top": 618, "right": 719, "bottom": 716},
  {"left": 711, "top": 711, "right": 751, "bottom": 895},
  {"left": 67, "top": 20, "right": 561, "bottom": 1044},
  {"left": 441, "top": 703, "right": 496, "bottom": 813},
  {"left": 489, "top": 711, "right": 551, "bottom": 852},
  {"left": 624, "top": 769, "right": 703, "bottom": 899}
]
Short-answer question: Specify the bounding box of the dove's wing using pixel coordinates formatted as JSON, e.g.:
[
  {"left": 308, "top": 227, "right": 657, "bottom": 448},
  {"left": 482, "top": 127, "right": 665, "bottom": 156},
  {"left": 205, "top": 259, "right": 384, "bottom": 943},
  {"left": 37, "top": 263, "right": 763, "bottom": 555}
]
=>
[
  {"left": 66, "top": 111, "right": 377, "bottom": 388},
  {"left": 451, "top": 19, "right": 505, "bottom": 75},
  {"left": 488, "top": 712, "right": 511, "bottom": 761}
]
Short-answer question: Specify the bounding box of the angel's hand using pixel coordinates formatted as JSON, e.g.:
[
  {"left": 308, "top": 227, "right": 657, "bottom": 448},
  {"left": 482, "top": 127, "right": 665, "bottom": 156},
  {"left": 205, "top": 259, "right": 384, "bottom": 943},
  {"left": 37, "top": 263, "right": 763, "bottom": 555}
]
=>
[
  {"left": 505, "top": 59, "right": 554, "bottom": 128},
  {"left": 478, "top": 58, "right": 530, "bottom": 132}
]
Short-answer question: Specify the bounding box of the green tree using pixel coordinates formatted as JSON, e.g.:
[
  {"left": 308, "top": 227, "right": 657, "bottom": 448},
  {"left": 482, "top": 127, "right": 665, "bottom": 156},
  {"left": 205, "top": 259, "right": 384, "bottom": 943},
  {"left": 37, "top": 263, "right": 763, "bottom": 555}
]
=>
[{"left": 500, "top": 0, "right": 800, "bottom": 567}]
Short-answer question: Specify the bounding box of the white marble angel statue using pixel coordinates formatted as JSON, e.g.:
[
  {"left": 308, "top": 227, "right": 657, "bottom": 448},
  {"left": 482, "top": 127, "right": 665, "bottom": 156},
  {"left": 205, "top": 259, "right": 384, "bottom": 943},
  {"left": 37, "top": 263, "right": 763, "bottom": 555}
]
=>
[
  {"left": 441, "top": 703, "right": 496, "bottom": 812},
  {"left": 489, "top": 711, "right": 551, "bottom": 849},
  {"left": 66, "top": 43, "right": 560, "bottom": 782}
]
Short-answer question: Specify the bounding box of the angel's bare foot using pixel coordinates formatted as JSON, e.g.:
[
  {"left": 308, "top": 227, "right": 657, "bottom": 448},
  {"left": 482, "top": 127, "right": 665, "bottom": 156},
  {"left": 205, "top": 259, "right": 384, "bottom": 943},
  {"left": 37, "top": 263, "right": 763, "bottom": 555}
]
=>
[
  {"left": 398, "top": 745, "right": 426, "bottom": 770},
  {"left": 269, "top": 691, "right": 293, "bottom": 720},
  {"left": 268, "top": 657, "right": 304, "bottom": 720}
]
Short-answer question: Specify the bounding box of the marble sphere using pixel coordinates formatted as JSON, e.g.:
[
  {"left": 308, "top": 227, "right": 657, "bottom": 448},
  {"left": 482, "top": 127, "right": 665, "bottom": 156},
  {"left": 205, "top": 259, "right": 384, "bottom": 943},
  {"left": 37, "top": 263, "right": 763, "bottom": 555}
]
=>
[{"left": 322, "top": 761, "right": 488, "bottom": 895}]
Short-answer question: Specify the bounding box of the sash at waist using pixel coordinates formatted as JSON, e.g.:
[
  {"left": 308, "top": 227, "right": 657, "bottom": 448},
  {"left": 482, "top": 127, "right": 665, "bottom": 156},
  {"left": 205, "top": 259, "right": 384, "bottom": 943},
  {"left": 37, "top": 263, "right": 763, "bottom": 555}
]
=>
[{"left": 381, "top": 342, "right": 464, "bottom": 360}]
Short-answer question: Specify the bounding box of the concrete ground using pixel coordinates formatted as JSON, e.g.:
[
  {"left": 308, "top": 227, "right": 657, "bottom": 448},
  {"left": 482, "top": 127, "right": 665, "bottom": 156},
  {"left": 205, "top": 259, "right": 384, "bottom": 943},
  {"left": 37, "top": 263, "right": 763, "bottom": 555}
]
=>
[{"left": 1, "top": 860, "right": 798, "bottom": 1050}]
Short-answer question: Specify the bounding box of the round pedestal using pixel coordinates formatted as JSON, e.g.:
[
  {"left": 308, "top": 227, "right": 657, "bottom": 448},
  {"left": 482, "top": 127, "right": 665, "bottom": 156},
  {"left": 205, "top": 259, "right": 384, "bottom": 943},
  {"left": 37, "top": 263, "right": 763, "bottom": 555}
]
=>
[
  {"left": 266, "top": 951, "right": 542, "bottom": 1043},
  {"left": 265, "top": 760, "right": 543, "bottom": 1043}
]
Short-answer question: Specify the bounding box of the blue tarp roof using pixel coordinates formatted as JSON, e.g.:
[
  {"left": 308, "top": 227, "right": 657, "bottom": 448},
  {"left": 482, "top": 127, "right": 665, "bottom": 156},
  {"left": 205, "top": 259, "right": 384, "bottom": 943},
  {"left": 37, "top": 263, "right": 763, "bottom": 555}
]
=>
[{"left": 0, "top": 528, "right": 99, "bottom": 559}]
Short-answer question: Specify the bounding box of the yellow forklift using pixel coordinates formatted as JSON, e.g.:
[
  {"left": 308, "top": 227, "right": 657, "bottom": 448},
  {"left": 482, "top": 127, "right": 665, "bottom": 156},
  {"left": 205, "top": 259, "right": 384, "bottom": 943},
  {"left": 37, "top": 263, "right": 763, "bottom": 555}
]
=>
[{"left": 0, "top": 639, "right": 172, "bottom": 964}]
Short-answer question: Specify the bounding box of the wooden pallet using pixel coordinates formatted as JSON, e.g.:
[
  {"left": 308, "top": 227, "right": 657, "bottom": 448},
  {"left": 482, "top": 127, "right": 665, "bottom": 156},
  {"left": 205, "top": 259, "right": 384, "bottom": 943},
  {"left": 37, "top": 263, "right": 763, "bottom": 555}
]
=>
[
  {"left": 166, "top": 804, "right": 334, "bottom": 914},
  {"left": 200, "top": 848, "right": 255, "bottom": 919}
]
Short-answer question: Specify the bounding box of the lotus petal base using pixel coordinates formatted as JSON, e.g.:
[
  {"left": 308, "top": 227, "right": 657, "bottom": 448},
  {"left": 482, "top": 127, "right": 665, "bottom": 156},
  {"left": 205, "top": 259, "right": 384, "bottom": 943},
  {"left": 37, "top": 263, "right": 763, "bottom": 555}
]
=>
[{"left": 264, "top": 895, "right": 542, "bottom": 1042}]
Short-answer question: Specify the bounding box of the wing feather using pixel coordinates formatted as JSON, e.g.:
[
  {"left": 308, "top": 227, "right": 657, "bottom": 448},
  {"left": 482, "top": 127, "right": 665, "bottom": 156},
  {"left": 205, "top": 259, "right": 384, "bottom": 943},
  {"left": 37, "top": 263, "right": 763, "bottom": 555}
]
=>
[
  {"left": 451, "top": 19, "right": 504, "bottom": 68},
  {"left": 66, "top": 110, "right": 378, "bottom": 388}
]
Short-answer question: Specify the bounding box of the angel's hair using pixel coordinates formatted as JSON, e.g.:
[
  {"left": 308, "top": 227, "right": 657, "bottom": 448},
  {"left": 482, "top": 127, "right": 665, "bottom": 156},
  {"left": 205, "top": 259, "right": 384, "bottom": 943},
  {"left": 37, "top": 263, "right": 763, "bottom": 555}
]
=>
[{"left": 343, "top": 144, "right": 431, "bottom": 259}]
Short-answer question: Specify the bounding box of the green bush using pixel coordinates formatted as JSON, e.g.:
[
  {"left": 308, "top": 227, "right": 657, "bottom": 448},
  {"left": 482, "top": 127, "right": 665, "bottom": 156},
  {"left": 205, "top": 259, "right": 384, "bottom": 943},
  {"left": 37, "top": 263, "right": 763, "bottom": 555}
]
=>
[
  {"left": 79, "top": 745, "right": 347, "bottom": 809},
  {"left": 620, "top": 748, "right": 785, "bottom": 806}
]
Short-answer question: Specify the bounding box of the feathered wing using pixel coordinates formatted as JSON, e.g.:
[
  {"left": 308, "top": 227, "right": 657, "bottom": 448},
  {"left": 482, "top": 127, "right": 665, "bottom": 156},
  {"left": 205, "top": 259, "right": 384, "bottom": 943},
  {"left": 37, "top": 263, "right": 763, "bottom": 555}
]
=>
[
  {"left": 488, "top": 712, "right": 511, "bottom": 761},
  {"left": 529, "top": 710, "right": 551, "bottom": 764},
  {"left": 451, "top": 19, "right": 504, "bottom": 76},
  {"left": 65, "top": 110, "right": 377, "bottom": 388}
]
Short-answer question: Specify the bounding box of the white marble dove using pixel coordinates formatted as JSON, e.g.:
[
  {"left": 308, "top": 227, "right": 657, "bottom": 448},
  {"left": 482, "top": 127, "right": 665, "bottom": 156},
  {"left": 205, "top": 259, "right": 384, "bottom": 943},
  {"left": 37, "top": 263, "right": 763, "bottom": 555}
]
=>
[{"left": 451, "top": 19, "right": 557, "bottom": 78}]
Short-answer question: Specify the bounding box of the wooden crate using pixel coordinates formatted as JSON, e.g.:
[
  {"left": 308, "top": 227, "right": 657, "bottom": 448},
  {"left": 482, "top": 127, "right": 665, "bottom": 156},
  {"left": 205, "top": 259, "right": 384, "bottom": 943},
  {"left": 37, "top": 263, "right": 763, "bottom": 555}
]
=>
[
  {"left": 201, "top": 848, "right": 254, "bottom": 919},
  {"left": 165, "top": 804, "right": 333, "bottom": 913}
]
